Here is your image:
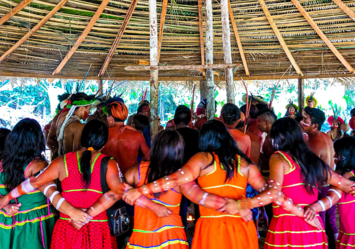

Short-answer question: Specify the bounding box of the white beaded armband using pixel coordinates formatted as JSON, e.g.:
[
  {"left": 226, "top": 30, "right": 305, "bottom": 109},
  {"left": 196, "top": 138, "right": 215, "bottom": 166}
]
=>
[
  {"left": 56, "top": 198, "right": 65, "bottom": 210},
  {"left": 49, "top": 191, "right": 59, "bottom": 203},
  {"left": 199, "top": 193, "right": 208, "bottom": 206},
  {"left": 325, "top": 196, "right": 333, "bottom": 208},
  {"left": 43, "top": 184, "right": 57, "bottom": 196},
  {"left": 328, "top": 188, "right": 342, "bottom": 199},
  {"left": 318, "top": 200, "right": 326, "bottom": 211}
]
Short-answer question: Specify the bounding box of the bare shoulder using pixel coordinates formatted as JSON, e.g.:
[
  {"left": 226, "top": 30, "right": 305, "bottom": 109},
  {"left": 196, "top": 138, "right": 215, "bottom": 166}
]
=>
[
  {"left": 27, "top": 159, "right": 49, "bottom": 177},
  {"left": 239, "top": 157, "right": 252, "bottom": 169}
]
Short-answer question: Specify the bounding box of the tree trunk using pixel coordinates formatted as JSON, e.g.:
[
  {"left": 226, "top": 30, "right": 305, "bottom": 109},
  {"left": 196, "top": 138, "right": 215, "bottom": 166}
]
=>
[{"left": 298, "top": 76, "right": 304, "bottom": 112}]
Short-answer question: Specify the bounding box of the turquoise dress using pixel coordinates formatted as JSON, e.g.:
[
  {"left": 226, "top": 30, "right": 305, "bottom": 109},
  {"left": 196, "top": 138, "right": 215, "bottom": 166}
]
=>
[{"left": 0, "top": 161, "right": 56, "bottom": 249}]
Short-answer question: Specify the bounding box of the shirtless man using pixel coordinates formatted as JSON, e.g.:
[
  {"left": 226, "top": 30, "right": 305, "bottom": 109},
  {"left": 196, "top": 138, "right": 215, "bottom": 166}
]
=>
[
  {"left": 47, "top": 93, "right": 70, "bottom": 159},
  {"left": 300, "top": 107, "right": 338, "bottom": 248},
  {"left": 102, "top": 101, "right": 150, "bottom": 175},
  {"left": 257, "top": 109, "right": 277, "bottom": 176},
  {"left": 87, "top": 97, "right": 105, "bottom": 123},
  {"left": 56, "top": 93, "right": 93, "bottom": 156},
  {"left": 220, "top": 103, "right": 251, "bottom": 157}
]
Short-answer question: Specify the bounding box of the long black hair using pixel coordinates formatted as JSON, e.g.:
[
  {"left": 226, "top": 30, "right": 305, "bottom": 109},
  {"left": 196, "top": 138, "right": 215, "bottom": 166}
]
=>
[
  {"left": 270, "top": 118, "right": 331, "bottom": 194},
  {"left": 146, "top": 130, "right": 185, "bottom": 198},
  {"left": 1, "top": 119, "right": 46, "bottom": 191},
  {"left": 199, "top": 120, "right": 252, "bottom": 181},
  {"left": 80, "top": 120, "right": 108, "bottom": 188},
  {"left": 0, "top": 128, "right": 11, "bottom": 160},
  {"left": 334, "top": 137, "right": 355, "bottom": 180}
]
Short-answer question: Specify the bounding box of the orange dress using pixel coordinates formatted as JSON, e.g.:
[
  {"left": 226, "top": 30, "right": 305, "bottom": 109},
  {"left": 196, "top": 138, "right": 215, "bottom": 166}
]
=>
[
  {"left": 126, "top": 161, "right": 189, "bottom": 249},
  {"left": 192, "top": 154, "right": 258, "bottom": 249}
]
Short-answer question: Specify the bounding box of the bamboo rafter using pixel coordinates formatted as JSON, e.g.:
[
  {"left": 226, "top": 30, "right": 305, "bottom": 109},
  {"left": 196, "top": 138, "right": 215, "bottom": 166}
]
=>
[
  {"left": 126, "top": 63, "right": 241, "bottom": 71},
  {"left": 98, "top": 0, "right": 138, "bottom": 77},
  {"left": 332, "top": 0, "right": 355, "bottom": 22},
  {"left": 198, "top": 0, "right": 205, "bottom": 65},
  {"left": 0, "top": 0, "right": 69, "bottom": 63},
  {"left": 157, "top": 0, "right": 168, "bottom": 62},
  {"left": 291, "top": 0, "right": 355, "bottom": 73},
  {"left": 52, "top": 0, "right": 111, "bottom": 75},
  {"left": 228, "top": 0, "right": 249, "bottom": 76},
  {"left": 0, "top": 0, "right": 33, "bottom": 26},
  {"left": 258, "top": 0, "right": 303, "bottom": 76}
]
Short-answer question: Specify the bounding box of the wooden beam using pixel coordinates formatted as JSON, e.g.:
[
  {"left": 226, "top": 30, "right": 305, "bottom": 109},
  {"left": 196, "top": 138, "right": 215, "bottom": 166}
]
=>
[
  {"left": 157, "top": 0, "right": 168, "bottom": 62},
  {"left": 1, "top": 71, "right": 355, "bottom": 81},
  {"left": 150, "top": 0, "right": 160, "bottom": 139},
  {"left": 52, "top": 0, "right": 110, "bottom": 76},
  {"left": 97, "top": 79, "right": 103, "bottom": 95},
  {"left": 228, "top": 0, "right": 249, "bottom": 76},
  {"left": 125, "top": 63, "right": 241, "bottom": 71},
  {"left": 98, "top": 0, "right": 138, "bottom": 77},
  {"left": 205, "top": 0, "right": 215, "bottom": 120},
  {"left": 258, "top": 0, "right": 303, "bottom": 75},
  {"left": 298, "top": 76, "right": 304, "bottom": 112},
  {"left": 200, "top": 80, "right": 207, "bottom": 100},
  {"left": 198, "top": 0, "right": 205, "bottom": 65},
  {"left": 291, "top": 0, "right": 354, "bottom": 73},
  {"left": 221, "top": 0, "right": 234, "bottom": 104},
  {"left": 0, "top": 0, "right": 33, "bottom": 26},
  {"left": 136, "top": 60, "right": 150, "bottom": 65},
  {"left": 332, "top": 0, "right": 355, "bottom": 22},
  {"left": 0, "top": 0, "right": 69, "bottom": 63}
]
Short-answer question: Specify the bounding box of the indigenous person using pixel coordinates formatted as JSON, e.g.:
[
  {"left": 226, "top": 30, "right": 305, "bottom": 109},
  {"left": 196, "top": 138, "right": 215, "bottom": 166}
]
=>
[
  {"left": 305, "top": 92, "right": 318, "bottom": 108},
  {"left": 350, "top": 108, "right": 355, "bottom": 137},
  {"left": 304, "top": 137, "right": 355, "bottom": 249},
  {"left": 132, "top": 114, "right": 150, "bottom": 133},
  {"left": 47, "top": 93, "right": 70, "bottom": 159},
  {"left": 220, "top": 103, "right": 251, "bottom": 157},
  {"left": 102, "top": 102, "right": 150, "bottom": 175},
  {"left": 284, "top": 100, "right": 298, "bottom": 119},
  {"left": 0, "top": 120, "right": 169, "bottom": 249},
  {"left": 0, "top": 128, "right": 10, "bottom": 159},
  {"left": 0, "top": 119, "right": 85, "bottom": 249},
  {"left": 300, "top": 107, "right": 338, "bottom": 247},
  {"left": 194, "top": 99, "right": 208, "bottom": 131},
  {"left": 87, "top": 96, "right": 106, "bottom": 123},
  {"left": 220, "top": 118, "right": 355, "bottom": 249},
  {"left": 136, "top": 103, "right": 152, "bottom": 147},
  {"left": 127, "top": 100, "right": 150, "bottom": 126},
  {"left": 124, "top": 120, "right": 286, "bottom": 249},
  {"left": 125, "top": 130, "right": 228, "bottom": 249},
  {"left": 56, "top": 93, "right": 94, "bottom": 156},
  {"left": 174, "top": 105, "right": 200, "bottom": 227},
  {"left": 327, "top": 115, "right": 345, "bottom": 141}
]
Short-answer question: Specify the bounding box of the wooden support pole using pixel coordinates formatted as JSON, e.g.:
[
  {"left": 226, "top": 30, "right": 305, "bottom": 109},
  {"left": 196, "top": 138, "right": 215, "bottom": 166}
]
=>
[
  {"left": 200, "top": 81, "right": 207, "bottom": 100},
  {"left": 0, "top": 0, "right": 33, "bottom": 26},
  {"left": 198, "top": 0, "right": 205, "bottom": 65},
  {"left": 291, "top": 0, "right": 354, "bottom": 73},
  {"left": 150, "top": 0, "right": 159, "bottom": 139},
  {"left": 97, "top": 79, "right": 103, "bottom": 95},
  {"left": 0, "top": 0, "right": 69, "bottom": 63},
  {"left": 333, "top": 0, "right": 355, "bottom": 21},
  {"left": 157, "top": 0, "right": 168, "bottom": 62},
  {"left": 205, "top": 0, "right": 215, "bottom": 120},
  {"left": 221, "top": 0, "right": 234, "bottom": 104},
  {"left": 52, "top": 0, "right": 110, "bottom": 76},
  {"left": 298, "top": 76, "right": 304, "bottom": 112},
  {"left": 98, "top": 0, "right": 138, "bottom": 77},
  {"left": 125, "top": 63, "right": 240, "bottom": 71},
  {"left": 258, "top": 0, "right": 303, "bottom": 76},
  {"left": 228, "top": 0, "right": 249, "bottom": 76}
]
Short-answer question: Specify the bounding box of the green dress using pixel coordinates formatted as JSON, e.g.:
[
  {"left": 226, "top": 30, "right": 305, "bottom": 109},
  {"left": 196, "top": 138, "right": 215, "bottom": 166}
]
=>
[{"left": 0, "top": 162, "right": 56, "bottom": 249}]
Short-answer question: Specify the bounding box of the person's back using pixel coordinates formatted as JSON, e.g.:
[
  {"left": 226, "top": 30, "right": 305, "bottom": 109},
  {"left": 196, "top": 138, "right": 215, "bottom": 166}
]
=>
[
  {"left": 229, "top": 129, "right": 251, "bottom": 157},
  {"left": 103, "top": 127, "right": 148, "bottom": 174},
  {"left": 127, "top": 161, "right": 188, "bottom": 249}
]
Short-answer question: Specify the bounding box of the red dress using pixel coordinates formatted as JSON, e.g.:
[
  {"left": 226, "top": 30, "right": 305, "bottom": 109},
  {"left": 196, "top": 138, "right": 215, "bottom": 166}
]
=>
[
  {"left": 336, "top": 170, "right": 355, "bottom": 249},
  {"left": 264, "top": 151, "right": 327, "bottom": 249},
  {"left": 51, "top": 152, "right": 117, "bottom": 249}
]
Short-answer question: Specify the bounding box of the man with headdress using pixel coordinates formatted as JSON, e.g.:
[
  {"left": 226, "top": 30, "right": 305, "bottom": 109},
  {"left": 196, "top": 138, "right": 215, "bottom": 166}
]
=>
[
  {"left": 220, "top": 103, "right": 251, "bottom": 157},
  {"left": 305, "top": 92, "right": 318, "bottom": 108},
  {"left": 284, "top": 100, "right": 298, "bottom": 119},
  {"left": 100, "top": 96, "right": 125, "bottom": 126},
  {"left": 350, "top": 108, "right": 355, "bottom": 137},
  {"left": 55, "top": 93, "right": 95, "bottom": 156},
  {"left": 102, "top": 101, "right": 150, "bottom": 175},
  {"left": 327, "top": 115, "right": 345, "bottom": 141},
  {"left": 300, "top": 107, "right": 338, "bottom": 247},
  {"left": 87, "top": 96, "right": 106, "bottom": 123},
  {"left": 46, "top": 93, "right": 70, "bottom": 159}
]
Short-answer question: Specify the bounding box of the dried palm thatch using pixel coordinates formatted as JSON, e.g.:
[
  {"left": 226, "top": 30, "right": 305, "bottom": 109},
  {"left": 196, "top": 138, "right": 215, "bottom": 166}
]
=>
[{"left": 0, "top": 0, "right": 355, "bottom": 81}]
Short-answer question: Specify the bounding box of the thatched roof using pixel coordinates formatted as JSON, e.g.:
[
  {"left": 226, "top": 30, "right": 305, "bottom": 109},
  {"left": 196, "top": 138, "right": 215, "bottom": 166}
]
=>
[{"left": 0, "top": 0, "right": 355, "bottom": 81}]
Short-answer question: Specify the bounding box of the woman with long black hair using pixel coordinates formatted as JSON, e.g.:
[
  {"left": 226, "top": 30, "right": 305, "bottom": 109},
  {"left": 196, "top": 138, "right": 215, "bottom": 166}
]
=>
[
  {"left": 125, "top": 130, "right": 229, "bottom": 249},
  {"left": 303, "top": 137, "right": 355, "bottom": 249},
  {"left": 0, "top": 119, "right": 172, "bottom": 249},
  {"left": 0, "top": 118, "right": 89, "bottom": 249},
  {"left": 123, "top": 120, "right": 307, "bottom": 249},
  {"left": 221, "top": 118, "right": 355, "bottom": 249}
]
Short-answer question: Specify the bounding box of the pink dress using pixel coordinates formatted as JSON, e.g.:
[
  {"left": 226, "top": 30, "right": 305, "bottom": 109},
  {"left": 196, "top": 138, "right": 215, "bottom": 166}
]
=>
[
  {"left": 336, "top": 170, "right": 355, "bottom": 249},
  {"left": 264, "top": 151, "right": 328, "bottom": 249}
]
